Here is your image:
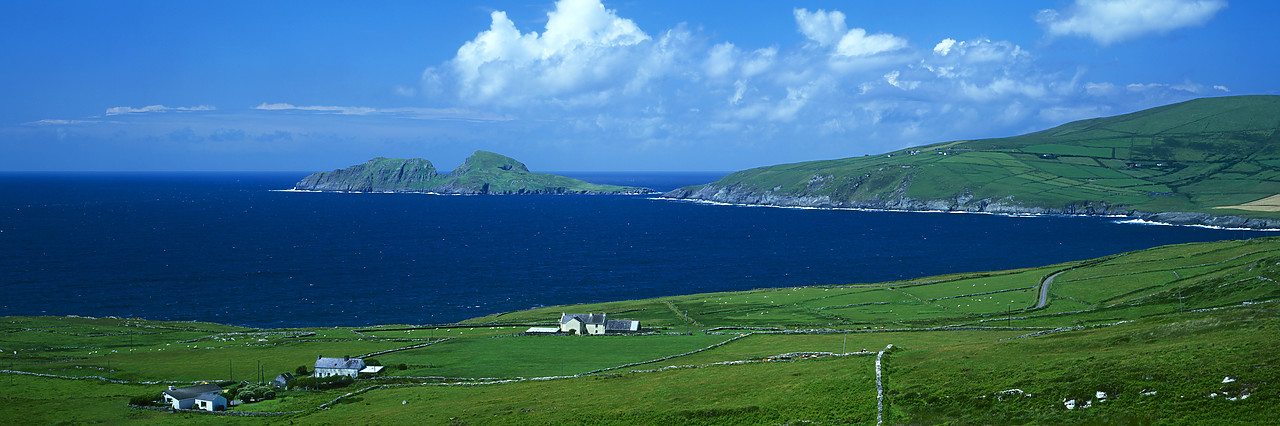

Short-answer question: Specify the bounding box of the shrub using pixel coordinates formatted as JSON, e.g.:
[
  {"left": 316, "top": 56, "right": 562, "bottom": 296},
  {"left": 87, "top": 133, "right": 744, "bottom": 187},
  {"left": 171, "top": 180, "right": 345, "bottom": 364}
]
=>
[
  {"left": 364, "top": 359, "right": 381, "bottom": 366},
  {"left": 292, "top": 375, "right": 354, "bottom": 391},
  {"left": 295, "top": 365, "right": 309, "bottom": 376},
  {"left": 129, "top": 393, "right": 161, "bottom": 406},
  {"left": 398, "top": 363, "right": 408, "bottom": 370}
]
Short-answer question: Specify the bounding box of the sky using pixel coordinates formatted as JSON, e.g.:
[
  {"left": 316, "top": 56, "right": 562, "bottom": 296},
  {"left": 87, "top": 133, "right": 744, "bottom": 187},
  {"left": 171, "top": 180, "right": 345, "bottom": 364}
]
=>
[{"left": 2, "top": 0, "right": 1277, "bottom": 172}]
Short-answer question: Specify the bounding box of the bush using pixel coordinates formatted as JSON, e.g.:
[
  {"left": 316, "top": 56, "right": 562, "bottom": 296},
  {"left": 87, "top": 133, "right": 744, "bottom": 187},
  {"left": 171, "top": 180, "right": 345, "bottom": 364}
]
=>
[
  {"left": 292, "top": 374, "right": 354, "bottom": 391},
  {"left": 236, "top": 384, "right": 277, "bottom": 402},
  {"left": 295, "top": 365, "right": 309, "bottom": 376},
  {"left": 398, "top": 363, "right": 408, "bottom": 370},
  {"left": 129, "top": 393, "right": 161, "bottom": 406},
  {"left": 364, "top": 359, "right": 381, "bottom": 366}
]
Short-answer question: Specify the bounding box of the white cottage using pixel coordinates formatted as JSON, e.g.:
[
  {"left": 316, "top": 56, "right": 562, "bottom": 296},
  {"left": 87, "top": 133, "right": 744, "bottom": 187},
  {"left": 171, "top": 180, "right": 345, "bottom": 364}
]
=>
[
  {"left": 559, "top": 313, "right": 640, "bottom": 335},
  {"left": 314, "top": 355, "right": 366, "bottom": 378},
  {"left": 161, "top": 383, "right": 224, "bottom": 411}
]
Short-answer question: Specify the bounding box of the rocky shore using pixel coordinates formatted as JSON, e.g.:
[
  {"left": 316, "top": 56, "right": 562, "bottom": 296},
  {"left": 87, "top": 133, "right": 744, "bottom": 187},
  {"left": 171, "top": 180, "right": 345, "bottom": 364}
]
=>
[{"left": 663, "top": 185, "right": 1280, "bottom": 230}]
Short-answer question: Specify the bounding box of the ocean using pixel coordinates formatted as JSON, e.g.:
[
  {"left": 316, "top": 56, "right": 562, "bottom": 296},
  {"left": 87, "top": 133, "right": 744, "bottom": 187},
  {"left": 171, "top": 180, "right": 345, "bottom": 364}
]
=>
[{"left": 0, "top": 172, "right": 1268, "bottom": 327}]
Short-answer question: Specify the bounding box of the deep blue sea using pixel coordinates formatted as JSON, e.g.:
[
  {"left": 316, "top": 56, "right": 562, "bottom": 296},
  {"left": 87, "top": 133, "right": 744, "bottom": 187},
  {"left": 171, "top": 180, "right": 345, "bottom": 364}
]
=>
[{"left": 0, "top": 172, "right": 1269, "bottom": 328}]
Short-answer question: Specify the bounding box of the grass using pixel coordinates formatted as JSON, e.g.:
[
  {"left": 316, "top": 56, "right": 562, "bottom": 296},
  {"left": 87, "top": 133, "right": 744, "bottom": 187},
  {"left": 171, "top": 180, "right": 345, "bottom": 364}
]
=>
[{"left": 3, "top": 237, "right": 1280, "bottom": 423}]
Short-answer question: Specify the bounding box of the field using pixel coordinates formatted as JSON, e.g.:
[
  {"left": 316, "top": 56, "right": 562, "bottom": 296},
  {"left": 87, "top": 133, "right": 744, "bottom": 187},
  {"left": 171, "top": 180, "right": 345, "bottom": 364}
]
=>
[{"left": 3, "top": 237, "right": 1279, "bottom": 423}]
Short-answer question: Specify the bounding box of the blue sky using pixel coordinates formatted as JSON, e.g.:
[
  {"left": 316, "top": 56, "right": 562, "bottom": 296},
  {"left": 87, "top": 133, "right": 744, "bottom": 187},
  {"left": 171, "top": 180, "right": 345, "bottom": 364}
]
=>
[{"left": 2, "top": 0, "right": 1275, "bottom": 172}]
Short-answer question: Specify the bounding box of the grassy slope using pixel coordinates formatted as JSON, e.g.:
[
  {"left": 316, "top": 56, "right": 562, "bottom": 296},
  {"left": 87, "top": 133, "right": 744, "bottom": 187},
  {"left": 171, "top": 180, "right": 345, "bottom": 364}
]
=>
[
  {"left": 668, "top": 96, "right": 1280, "bottom": 219},
  {"left": 297, "top": 151, "right": 649, "bottom": 194},
  {"left": 3, "top": 238, "right": 1279, "bottom": 423}
]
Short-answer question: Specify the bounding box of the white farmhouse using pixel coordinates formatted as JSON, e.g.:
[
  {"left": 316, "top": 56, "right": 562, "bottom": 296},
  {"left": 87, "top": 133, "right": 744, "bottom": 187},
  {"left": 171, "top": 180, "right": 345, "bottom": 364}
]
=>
[
  {"left": 161, "top": 383, "right": 225, "bottom": 411},
  {"left": 559, "top": 313, "right": 640, "bottom": 335},
  {"left": 313, "top": 355, "right": 366, "bottom": 378}
]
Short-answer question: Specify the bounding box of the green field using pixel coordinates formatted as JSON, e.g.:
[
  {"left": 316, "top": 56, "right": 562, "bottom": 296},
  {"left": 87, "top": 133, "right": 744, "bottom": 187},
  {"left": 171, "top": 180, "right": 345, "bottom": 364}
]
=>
[
  {"left": 3, "top": 237, "right": 1279, "bottom": 423},
  {"left": 665, "top": 96, "right": 1280, "bottom": 225}
]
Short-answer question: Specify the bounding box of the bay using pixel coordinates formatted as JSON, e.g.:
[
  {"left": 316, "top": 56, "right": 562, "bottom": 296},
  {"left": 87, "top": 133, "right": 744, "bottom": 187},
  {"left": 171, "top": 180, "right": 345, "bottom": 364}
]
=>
[{"left": 0, "top": 172, "right": 1267, "bottom": 327}]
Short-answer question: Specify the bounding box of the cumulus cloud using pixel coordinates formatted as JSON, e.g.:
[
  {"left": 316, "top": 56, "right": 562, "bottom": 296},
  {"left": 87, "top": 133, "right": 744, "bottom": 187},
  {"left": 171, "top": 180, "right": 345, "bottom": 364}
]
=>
[
  {"left": 434, "top": 0, "right": 650, "bottom": 104},
  {"left": 105, "top": 105, "right": 215, "bottom": 115},
  {"left": 794, "top": 8, "right": 908, "bottom": 57},
  {"left": 1037, "top": 0, "right": 1227, "bottom": 45}
]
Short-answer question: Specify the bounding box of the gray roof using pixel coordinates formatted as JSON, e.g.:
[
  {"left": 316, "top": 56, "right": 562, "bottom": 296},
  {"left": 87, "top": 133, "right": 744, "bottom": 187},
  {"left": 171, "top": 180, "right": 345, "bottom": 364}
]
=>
[
  {"left": 162, "top": 383, "right": 223, "bottom": 400},
  {"left": 195, "top": 392, "right": 224, "bottom": 402},
  {"left": 315, "top": 357, "right": 365, "bottom": 370},
  {"left": 560, "top": 313, "right": 606, "bottom": 325},
  {"left": 605, "top": 319, "right": 639, "bottom": 331}
]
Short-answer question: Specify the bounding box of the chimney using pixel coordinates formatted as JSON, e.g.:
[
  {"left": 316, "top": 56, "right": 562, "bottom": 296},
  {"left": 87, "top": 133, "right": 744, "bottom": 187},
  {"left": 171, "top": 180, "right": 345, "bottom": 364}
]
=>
[
  {"left": 317, "top": 355, "right": 322, "bottom": 360},
  {"left": 344, "top": 355, "right": 349, "bottom": 361}
]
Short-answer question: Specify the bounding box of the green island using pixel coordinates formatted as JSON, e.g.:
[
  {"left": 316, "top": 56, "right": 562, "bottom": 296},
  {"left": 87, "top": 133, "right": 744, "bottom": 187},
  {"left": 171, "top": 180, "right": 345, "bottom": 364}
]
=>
[
  {"left": 3, "top": 237, "right": 1278, "bottom": 424},
  {"left": 293, "top": 150, "right": 654, "bottom": 195},
  {"left": 664, "top": 95, "right": 1280, "bottom": 229}
]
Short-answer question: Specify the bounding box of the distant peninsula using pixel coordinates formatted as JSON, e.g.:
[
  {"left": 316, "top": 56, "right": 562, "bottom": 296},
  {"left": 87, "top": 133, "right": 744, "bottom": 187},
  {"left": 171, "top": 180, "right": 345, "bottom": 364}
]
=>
[
  {"left": 664, "top": 95, "right": 1280, "bottom": 229},
  {"left": 294, "top": 151, "right": 655, "bottom": 195}
]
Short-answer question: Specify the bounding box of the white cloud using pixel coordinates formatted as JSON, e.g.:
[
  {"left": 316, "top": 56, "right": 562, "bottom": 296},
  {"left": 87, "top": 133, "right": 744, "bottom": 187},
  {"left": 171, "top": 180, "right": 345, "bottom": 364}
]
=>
[
  {"left": 1037, "top": 0, "right": 1227, "bottom": 45},
  {"left": 253, "top": 103, "right": 512, "bottom": 122},
  {"left": 104, "top": 105, "right": 215, "bottom": 115},
  {"left": 933, "top": 38, "right": 957, "bottom": 56},
  {"left": 793, "top": 9, "right": 848, "bottom": 47},
  {"left": 1214, "top": 85, "right": 1230, "bottom": 92},
  {"left": 884, "top": 70, "right": 920, "bottom": 90},
  {"left": 254, "top": 103, "right": 376, "bottom": 115},
  {"left": 440, "top": 0, "right": 650, "bottom": 104},
  {"left": 795, "top": 8, "right": 907, "bottom": 57},
  {"left": 705, "top": 43, "right": 736, "bottom": 79},
  {"left": 834, "top": 28, "right": 908, "bottom": 57}
]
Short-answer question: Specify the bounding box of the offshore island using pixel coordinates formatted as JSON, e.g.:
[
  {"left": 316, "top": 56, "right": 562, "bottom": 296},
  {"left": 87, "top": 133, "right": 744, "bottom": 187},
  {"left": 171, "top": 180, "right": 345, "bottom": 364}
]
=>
[{"left": 293, "top": 150, "right": 655, "bottom": 195}]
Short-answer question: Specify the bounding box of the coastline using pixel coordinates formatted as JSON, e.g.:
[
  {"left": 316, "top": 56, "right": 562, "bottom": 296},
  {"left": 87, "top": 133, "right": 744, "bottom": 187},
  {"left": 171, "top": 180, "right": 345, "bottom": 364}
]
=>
[{"left": 657, "top": 189, "right": 1280, "bottom": 231}]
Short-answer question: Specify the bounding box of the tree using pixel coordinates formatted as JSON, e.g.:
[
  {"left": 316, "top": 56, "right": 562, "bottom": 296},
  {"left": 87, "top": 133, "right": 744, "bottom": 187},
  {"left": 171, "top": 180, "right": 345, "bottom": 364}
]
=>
[{"left": 295, "top": 365, "right": 309, "bottom": 376}]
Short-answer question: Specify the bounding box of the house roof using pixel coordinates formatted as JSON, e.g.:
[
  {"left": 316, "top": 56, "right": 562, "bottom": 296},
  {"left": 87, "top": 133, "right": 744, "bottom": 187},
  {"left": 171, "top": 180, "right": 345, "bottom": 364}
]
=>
[
  {"left": 560, "top": 313, "right": 606, "bottom": 325},
  {"left": 526, "top": 327, "right": 560, "bottom": 333},
  {"left": 162, "top": 383, "right": 223, "bottom": 400},
  {"left": 605, "top": 319, "right": 639, "bottom": 331},
  {"left": 315, "top": 356, "right": 366, "bottom": 370},
  {"left": 359, "top": 365, "right": 386, "bottom": 374},
  {"left": 195, "top": 392, "right": 224, "bottom": 402},
  {"left": 275, "top": 372, "right": 294, "bottom": 381}
]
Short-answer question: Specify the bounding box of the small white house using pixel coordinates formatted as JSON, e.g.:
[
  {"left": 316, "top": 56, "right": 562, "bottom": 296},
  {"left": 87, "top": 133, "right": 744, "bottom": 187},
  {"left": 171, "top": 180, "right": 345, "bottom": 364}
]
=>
[
  {"left": 194, "top": 392, "right": 228, "bottom": 411},
  {"left": 314, "top": 355, "right": 366, "bottom": 378},
  {"left": 559, "top": 313, "right": 640, "bottom": 335},
  {"left": 161, "top": 383, "right": 224, "bottom": 410}
]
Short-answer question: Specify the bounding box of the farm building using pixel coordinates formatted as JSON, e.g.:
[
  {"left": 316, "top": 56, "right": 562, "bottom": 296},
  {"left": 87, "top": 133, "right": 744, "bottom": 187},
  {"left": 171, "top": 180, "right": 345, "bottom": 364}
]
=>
[
  {"left": 273, "top": 372, "right": 293, "bottom": 388},
  {"left": 314, "top": 355, "right": 366, "bottom": 378},
  {"left": 559, "top": 313, "right": 640, "bottom": 335},
  {"left": 161, "top": 383, "right": 225, "bottom": 411}
]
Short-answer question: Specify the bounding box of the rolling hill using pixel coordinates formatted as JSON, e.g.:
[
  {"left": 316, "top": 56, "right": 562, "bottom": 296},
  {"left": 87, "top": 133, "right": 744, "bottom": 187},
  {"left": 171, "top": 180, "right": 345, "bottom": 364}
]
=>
[{"left": 664, "top": 95, "right": 1280, "bottom": 229}]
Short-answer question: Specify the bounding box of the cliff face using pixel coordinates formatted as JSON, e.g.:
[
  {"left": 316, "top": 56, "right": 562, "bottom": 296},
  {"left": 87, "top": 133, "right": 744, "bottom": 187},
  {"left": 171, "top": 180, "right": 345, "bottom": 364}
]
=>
[{"left": 294, "top": 151, "right": 654, "bottom": 195}]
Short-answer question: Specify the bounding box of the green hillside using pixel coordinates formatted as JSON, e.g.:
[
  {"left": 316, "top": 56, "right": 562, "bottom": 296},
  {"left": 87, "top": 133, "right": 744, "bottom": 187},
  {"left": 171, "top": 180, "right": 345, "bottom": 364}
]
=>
[
  {"left": 294, "top": 151, "right": 654, "bottom": 195},
  {"left": 665, "top": 96, "right": 1280, "bottom": 228},
  {"left": 4, "top": 237, "right": 1279, "bottom": 423}
]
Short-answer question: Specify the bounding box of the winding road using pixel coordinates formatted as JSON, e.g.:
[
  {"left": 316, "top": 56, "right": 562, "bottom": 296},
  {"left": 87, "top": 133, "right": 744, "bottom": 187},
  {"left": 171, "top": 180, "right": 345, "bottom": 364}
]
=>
[{"left": 1036, "top": 271, "right": 1068, "bottom": 309}]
